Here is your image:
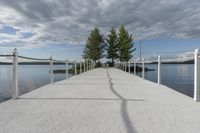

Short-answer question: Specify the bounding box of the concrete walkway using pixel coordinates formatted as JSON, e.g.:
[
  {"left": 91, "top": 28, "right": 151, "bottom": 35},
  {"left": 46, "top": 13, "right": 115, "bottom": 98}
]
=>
[{"left": 0, "top": 68, "right": 200, "bottom": 133}]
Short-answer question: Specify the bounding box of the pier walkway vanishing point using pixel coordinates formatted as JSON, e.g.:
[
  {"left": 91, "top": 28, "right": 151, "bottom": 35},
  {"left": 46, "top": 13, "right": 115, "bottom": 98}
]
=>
[{"left": 1, "top": 68, "right": 200, "bottom": 133}]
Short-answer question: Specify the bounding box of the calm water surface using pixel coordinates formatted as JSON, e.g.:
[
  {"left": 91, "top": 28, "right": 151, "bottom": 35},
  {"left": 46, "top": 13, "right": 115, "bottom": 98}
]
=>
[
  {"left": 135, "top": 64, "right": 194, "bottom": 97},
  {"left": 0, "top": 65, "right": 73, "bottom": 102},
  {"left": 0, "top": 64, "right": 194, "bottom": 103}
]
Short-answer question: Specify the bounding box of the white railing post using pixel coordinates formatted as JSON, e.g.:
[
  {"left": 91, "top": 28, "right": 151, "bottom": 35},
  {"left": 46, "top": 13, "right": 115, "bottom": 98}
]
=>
[
  {"left": 142, "top": 58, "right": 145, "bottom": 79},
  {"left": 128, "top": 61, "right": 131, "bottom": 73},
  {"left": 194, "top": 49, "right": 200, "bottom": 101},
  {"left": 12, "top": 48, "right": 18, "bottom": 99},
  {"left": 125, "top": 62, "right": 127, "bottom": 72},
  {"left": 66, "top": 60, "right": 68, "bottom": 79},
  {"left": 80, "top": 62, "right": 82, "bottom": 73},
  {"left": 89, "top": 60, "right": 91, "bottom": 70},
  {"left": 123, "top": 62, "right": 125, "bottom": 71},
  {"left": 134, "top": 60, "right": 136, "bottom": 75},
  {"left": 88, "top": 60, "right": 89, "bottom": 70},
  {"left": 90, "top": 60, "right": 92, "bottom": 69},
  {"left": 75, "top": 61, "right": 77, "bottom": 75},
  {"left": 93, "top": 61, "right": 95, "bottom": 69},
  {"left": 157, "top": 55, "right": 161, "bottom": 85},
  {"left": 86, "top": 60, "right": 88, "bottom": 71},
  {"left": 84, "top": 60, "right": 86, "bottom": 72},
  {"left": 90, "top": 60, "right": 92, "bottom": 70},
  {"left": 50, "top": 56, "right": 54, "bottom": 84}
]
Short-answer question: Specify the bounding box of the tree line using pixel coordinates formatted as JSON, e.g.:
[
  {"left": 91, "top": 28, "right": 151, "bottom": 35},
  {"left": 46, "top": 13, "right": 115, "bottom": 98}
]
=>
[{"left": 82, "top": 25, "right": 135, "bottom": 66}]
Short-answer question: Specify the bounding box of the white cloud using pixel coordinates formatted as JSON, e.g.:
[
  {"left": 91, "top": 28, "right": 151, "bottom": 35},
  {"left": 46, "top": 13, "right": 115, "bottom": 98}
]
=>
[{"left": 0, "top": 0, "right": 200, "bottom": 48}]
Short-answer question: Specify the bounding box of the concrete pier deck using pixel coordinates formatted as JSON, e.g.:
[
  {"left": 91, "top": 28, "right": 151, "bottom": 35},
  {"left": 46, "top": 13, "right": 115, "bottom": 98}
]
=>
[{"left": 0, "top": 68, "right": 200, "bottom": 133}]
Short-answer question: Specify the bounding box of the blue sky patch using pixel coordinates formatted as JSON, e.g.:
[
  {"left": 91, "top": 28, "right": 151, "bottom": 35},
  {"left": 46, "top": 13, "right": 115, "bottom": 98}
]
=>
[
  {"left": 0, "top": 26, "right": 19, "bottom": 35},
  {"left": 20, "top": 32, "right": 34, "bottom": 39}
]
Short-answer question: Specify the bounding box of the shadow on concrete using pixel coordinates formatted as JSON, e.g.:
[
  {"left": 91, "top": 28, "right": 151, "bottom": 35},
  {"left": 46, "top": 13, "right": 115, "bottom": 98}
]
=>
[
  {"left": 53, "top": 83, "right": 127, "bottom": 85},
  {"left": 19, "top": 97, "right": 145, "bottom": 102},
  {"left": 106, "top": 68, "right": 139, "bottom": 133}
]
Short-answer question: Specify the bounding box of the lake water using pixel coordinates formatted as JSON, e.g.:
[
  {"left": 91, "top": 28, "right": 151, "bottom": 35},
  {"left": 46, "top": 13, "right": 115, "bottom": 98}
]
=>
[
  {"left": 135, "top": 64, "right": 194, "bottom": 97},
  {"left": 0, "top": 64, "right": 194, "bottom": 103},
  {"left": 0, "top": 65, "right": 73, "bottom": 102}
]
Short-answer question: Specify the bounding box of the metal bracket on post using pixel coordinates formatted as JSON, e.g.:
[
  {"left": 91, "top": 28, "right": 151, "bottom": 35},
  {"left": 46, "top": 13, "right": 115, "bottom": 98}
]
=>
[
  {"left": 142, "top": 58, "right": 145, "bottom": 79},
  {"left": 128, "top": 61, "right": 131, "bottom": 73},
  {"left": 80, "top": 62, "right": 82, "bottom": 73},
  {"left": 157, "top": 55, "right": 161, "bottom": 85},
  {"left": 194, "top": 49, "right": 200, "bottom": 102},
  {"left": 66, "top": 60, "right": 68, "bottom": 79},
  {"left": 50, "top": 56, "right": 54, "bottom": 84},
  {"left": 75, "top": 61, "right": 77, "bottom": 75},
  {"left": 134, "top": 60, "right": 136, "bottom": 75},
  {"left": 12, "top": 48, "right": 18, "bottom": 99}
]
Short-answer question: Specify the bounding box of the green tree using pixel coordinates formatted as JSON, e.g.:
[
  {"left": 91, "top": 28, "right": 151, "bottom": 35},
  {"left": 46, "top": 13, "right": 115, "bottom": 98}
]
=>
[
  {"left": 117, "top": 25, "right": 135, "bottom": 62},
  {"left": 82, "top": 27, "right": 104, "bottom": 62},
  {"left": 105, "top": 27, "right": 118, "bottom": 66}
]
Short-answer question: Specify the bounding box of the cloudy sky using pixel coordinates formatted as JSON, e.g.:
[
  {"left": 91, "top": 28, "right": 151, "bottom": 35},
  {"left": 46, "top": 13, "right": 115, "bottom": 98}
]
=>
[{"left": 0, "top": 0, "right": 200, "bottom": 60}]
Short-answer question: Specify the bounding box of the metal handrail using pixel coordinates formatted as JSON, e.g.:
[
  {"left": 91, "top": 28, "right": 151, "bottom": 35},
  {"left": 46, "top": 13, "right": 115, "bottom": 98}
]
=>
[
  {"left": 115, "top": 49, "right": 199, "bottom": 102},
  {"left": 0, "top": 48, "right": 95, "bottom": 100},
  {"left": 18, "top": 55, "right": 49, "bottom": 61}
]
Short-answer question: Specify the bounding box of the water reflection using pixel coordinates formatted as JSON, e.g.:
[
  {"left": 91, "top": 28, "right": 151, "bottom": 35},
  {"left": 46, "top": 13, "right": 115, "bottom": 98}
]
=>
[
  {"left": 136, "top": 64, "right": 194, "bottom": 97},
  {"left": 0, "top": 64, "right": 195, "bottom": 103},
  {"left": 0, "top": 65, "right": 73, "bottom": 102}
]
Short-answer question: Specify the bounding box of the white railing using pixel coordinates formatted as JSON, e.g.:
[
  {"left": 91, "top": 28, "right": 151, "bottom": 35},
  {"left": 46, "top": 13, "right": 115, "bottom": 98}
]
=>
[
  {"left": 0, "top": 49, "right": 96, "bottom": 99},
  {"left": 115, "top": 49, "right": 200, "bottom": 102},
  {"left": 194, "top": 49, "right": 200, "bottom": 101}
]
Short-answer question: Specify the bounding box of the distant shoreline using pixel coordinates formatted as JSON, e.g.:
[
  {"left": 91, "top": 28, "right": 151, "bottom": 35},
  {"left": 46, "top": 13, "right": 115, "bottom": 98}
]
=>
[
  {"left": 0, "top": 59, "right": 194, "bottom": 65},
  {"left": 0, "top": 62, "right": 73, "bottom": 65},
  {"left": 149, "top": 59, "right": 194, "bottom": 64}
]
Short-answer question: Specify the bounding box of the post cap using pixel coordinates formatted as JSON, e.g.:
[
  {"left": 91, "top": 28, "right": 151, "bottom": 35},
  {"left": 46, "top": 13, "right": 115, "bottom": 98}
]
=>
[{"left": 13, "top": 48, "right": 17, "bottom": 53}]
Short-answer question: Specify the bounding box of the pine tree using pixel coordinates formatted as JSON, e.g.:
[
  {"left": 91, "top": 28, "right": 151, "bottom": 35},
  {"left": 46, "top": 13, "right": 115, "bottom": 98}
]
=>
[
  {"left": 82, "top": 27, "right": 104, "bottom": 62},
  {"left": 105, "top": 27, "right": 118, "bottom": 66},
  {"left": 117, "top": 25, "right": 135, "bottom": 62}
]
